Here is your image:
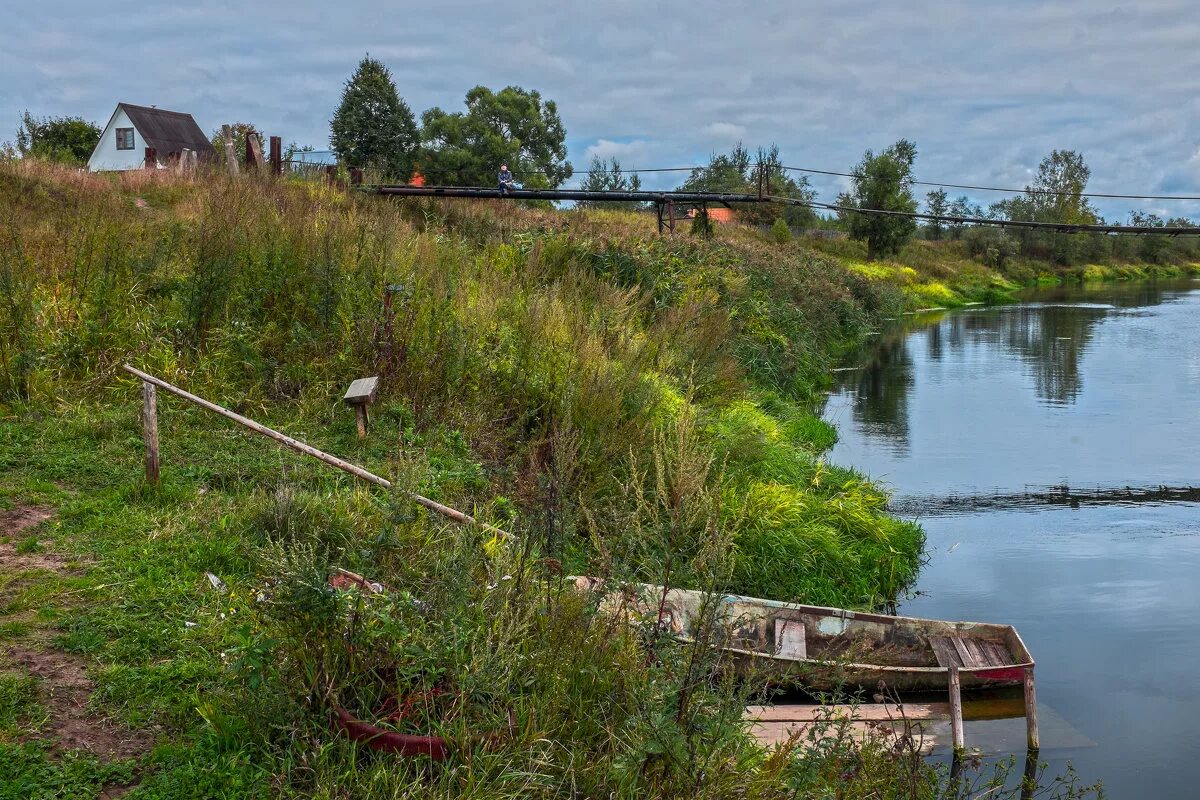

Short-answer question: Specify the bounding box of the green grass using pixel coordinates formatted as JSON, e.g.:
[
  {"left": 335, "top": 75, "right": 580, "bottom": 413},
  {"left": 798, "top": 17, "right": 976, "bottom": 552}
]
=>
[{"left": 0, "top": 672, "right": 46, "bottom": 739}]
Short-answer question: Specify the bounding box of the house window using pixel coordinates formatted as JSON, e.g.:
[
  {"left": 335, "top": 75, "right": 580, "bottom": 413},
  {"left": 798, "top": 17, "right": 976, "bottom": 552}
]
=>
[{"left": 116, "top": 128, "right": 135, "bottom": 150}]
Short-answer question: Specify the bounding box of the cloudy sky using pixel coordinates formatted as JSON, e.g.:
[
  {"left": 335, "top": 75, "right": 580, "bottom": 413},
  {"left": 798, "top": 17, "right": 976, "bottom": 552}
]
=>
[{"left": 4, "top": 0, "right": 1199, "bottom": 219}]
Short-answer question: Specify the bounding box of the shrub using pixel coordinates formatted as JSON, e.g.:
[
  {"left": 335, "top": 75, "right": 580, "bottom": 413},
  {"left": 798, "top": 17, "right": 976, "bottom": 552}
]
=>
[{"left": 771, "top": 217, "right": 793, "bottom": 244}]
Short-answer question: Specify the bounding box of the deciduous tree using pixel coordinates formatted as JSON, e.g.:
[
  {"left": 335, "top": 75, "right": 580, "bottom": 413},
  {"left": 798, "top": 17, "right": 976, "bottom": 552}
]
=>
[
  {"left": 577, "top": 156, "right": 642, "bottom": 209},
  {"left": 15, "top": 111, "right": 100, "bottom": 164},
  {"left": 209, "top": 122, "right": 259, "bottom": 169},
  {"left": 419, "top": 86, "right": 571, "bottom": 188},
  {"left": 680, "top": 143, "right": 815, "bottom": 227},
  {"left": 924, "top": 188, "right": 948, "bottom": 240},
  {"left": 837, "top": 139, "right": 919, "bottom": 259}
]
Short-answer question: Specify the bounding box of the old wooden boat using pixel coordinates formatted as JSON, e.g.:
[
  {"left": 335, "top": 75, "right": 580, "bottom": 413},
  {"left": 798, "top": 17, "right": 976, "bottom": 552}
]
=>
[{"left": 573, "top": 578, "right": 1034, "bottom": 693}]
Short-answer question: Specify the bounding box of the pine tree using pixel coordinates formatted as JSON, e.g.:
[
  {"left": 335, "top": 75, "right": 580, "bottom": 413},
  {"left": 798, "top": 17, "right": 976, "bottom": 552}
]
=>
[{"left": 330, "top": 56, "right": 419, "bottom": 180}]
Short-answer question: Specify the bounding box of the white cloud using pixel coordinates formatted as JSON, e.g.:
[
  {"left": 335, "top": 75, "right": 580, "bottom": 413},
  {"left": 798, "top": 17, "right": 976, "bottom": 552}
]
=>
[
  {"left": 704, "top": 122, "right": 747, "bottom": 142},
  {"left": 583, "top": 138, "right": 650, "bottom": 164}
]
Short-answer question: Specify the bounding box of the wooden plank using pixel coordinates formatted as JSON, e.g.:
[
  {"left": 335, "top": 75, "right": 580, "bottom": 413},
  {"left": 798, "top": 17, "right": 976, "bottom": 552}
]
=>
[
  {"left": 930, "top": 636, "right": 963, "bottom": 668},
  {"left": 343, "top": 376, "right": 380, "bottom": 405},
  {"left": 962, "top": 637, "right": 988, "bottom": 668},
  {"left": 745, "top": 703, "right": 950, "bottom": 722},
  {"left": 950, "top": 635, "right": 982, "bottom": 668},
  {"left": 774, "top": 619, "right": 806, "bottom": 659},
  {"left": 981, "top": 641, "right": 1012, "bottom": 667},
  {"left": 747, "top": 719, "right": 937, "bottom": 754}
]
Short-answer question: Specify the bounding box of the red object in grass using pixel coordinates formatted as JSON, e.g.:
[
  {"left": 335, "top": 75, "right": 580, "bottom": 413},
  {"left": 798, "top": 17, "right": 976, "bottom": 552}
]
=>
[
  {"left": 328, "top": 569, "right": 386, "bottom": 594},
  {"left": 331, "top": 705, "right": 451, "bottom": 759}
]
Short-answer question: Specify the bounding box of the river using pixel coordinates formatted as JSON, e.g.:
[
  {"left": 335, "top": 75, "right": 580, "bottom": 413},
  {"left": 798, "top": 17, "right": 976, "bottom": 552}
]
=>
[{"left": 822, "top": 279, "right": 1200, "bottom": 798}]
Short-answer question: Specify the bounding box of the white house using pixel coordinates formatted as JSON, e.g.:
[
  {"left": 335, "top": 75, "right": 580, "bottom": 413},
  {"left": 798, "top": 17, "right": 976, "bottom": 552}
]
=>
[{"left": 87, "top": 103, "right": 215, "bottom": 171}]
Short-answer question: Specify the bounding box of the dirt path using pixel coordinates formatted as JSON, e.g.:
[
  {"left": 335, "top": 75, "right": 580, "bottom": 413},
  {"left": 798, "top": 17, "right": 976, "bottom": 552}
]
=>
[{"left": 1, "top": 503, "right": 153, "bottom": 774}]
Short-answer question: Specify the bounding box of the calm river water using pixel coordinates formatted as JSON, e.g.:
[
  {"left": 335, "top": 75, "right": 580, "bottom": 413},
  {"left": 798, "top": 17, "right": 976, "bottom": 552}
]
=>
[{"left": 822, "top": 279, "right": 1200, "bottom": 798}]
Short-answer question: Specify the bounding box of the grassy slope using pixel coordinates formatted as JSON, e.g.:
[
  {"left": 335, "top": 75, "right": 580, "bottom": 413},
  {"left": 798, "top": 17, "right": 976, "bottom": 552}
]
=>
[{"left": 0, "top": 162, "right": 1098, "bottom": 798}]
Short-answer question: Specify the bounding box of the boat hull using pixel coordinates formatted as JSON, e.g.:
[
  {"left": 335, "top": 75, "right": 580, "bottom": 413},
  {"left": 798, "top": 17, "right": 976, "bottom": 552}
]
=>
[{"left": 573, "top": 578, "right": 1035, "bottom": 694}]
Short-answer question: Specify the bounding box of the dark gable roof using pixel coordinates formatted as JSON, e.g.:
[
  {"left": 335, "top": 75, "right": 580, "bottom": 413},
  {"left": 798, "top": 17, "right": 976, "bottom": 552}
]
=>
[{"left": 119, "top": 103, "right": 215, "bottom": 158}]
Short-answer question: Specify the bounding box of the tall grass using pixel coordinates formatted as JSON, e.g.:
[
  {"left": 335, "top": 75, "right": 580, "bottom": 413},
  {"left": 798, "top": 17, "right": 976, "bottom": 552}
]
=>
[{"left": 0, "top": 159, "right": 921, "bottom": 607}]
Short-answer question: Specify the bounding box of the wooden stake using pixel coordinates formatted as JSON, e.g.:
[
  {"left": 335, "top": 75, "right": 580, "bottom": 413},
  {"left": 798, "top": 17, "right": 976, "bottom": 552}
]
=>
[
  {"left": 269, "top": 136, "right": 282, "bottom": 176},
  {"left": 948, "top": 666, "right": 964, "bottom": 751},
  {"left": 141, "top": 381, "right": 159, "bottom": 485},
  {"left": 1024, "top": 667, "right": 1040, "bottom": 751},
  {"left": 354, "top": 405, "right": 368, "bottom": 439}
]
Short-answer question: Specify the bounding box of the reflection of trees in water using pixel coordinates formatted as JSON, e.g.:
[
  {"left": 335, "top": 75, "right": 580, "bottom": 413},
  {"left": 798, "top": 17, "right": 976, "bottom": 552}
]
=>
[
  {"left": 835, "top": 333, "right": 915, "bottom": 452},
  {"left": 997, "top": 305, "right": 1105, "bottom": 404},
  {"left": 834, "top": 284, "right": 1180, "bottom": 438}
]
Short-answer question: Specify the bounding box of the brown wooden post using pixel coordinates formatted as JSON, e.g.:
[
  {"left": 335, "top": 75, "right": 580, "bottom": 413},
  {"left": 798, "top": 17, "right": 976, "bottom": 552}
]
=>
[
  {"left": 245, "top": 132, "right": 264, "bottom": 170},
  {"left": 270, "top": 136, "right": 282, "bottom": 175},
  {"left": 325, "top": 165, "right": 337, "bottom": 184},
  {"left": 1024, "top": 667, "right": 1040, "bottom": 750},
  {"left": 144, "top": 147, "right": 157, "bottom": 170},
  {"left": 142, "top": 381, "right": 160, "bottom": 485},
  {"left": 350, "top": 167, "right": 364, "bottom": 186},
  {"left": 948, "top": 666, "right": 964, "bottom": 751}
]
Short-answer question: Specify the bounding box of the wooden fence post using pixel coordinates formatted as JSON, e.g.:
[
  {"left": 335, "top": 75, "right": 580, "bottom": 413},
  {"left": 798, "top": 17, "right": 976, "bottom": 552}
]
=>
[
  {"left": 245, "top": 132, "right": 265, "bottom": 170},
  {"left": 1024, "top": 667, "right": 1040, "bottom": 750},
  {"left": 142, "top": 381, "right": 159, "bottom": 485},
  {"left": 270, "top": 136, "right": 282, "bottom": 175},
  {"left": 948, "top": 666, "right": 964, "bottom": 751}
]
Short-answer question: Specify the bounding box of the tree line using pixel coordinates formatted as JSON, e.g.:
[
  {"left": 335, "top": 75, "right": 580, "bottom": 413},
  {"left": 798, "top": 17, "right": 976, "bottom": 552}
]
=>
[
  {"left": 331, "top": 56, "right": 571, "bottom": 188},
  {"left": 8, "top": 55, "right": 1195, "bottom": 265}
]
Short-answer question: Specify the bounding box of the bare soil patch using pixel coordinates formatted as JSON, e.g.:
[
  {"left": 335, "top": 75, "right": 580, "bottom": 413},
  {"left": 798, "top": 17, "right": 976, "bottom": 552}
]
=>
[
  {"left": 0, "top": 505, "right": 68, "bottom": 574},
  {"left": 0, "top": 504, "right": 55, "bottom": 536},
  {"left": 5, "top": 645, "right": 153, "bottom": 761},
  {"left": 1, "top": 504, "right": 152, "bottom": 765}
]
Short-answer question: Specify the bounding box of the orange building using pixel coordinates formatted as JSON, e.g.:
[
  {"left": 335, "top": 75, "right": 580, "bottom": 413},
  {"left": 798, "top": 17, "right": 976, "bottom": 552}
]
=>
[{"left": 687, "top": 207, "right": 735, "bottom": 224}]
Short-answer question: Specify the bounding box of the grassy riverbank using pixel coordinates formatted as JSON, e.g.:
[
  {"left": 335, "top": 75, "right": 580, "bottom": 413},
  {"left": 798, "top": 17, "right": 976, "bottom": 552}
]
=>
[
  {"left": 0, "top": 160, "right": 1098, "bottom": 798},
  {"left": 798, "top": 231, "right": 1200, "bottom": 309}
]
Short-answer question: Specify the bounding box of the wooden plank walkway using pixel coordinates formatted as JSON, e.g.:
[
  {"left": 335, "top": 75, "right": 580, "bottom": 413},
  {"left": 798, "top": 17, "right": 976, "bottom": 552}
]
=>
[
  {"left": 744, "top": 702, "right": 1094, "bottom": 754},
  {"left": 745, "top": 703, "right": 946, "bottom": 753}
]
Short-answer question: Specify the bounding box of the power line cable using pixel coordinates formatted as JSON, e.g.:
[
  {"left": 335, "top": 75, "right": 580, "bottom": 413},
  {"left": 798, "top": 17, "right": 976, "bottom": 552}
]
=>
[
  {"left": 779, "top": 165, "right": 1200, "bottom": 202},
  {"left": 765, "top": 195, "right": 1200, "bottom": 235}
]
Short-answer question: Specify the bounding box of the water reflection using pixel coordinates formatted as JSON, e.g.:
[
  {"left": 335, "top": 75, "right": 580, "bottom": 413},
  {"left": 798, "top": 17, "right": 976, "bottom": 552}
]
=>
[
  {"left": 832, "top": 282, "right": 1185, "bottom": 443},
  {"left": 822, "top": 279, "right": 1200, "bottom": 799},
  {"left": 838, "top": 334, "right": 915, "bottom": 454}
]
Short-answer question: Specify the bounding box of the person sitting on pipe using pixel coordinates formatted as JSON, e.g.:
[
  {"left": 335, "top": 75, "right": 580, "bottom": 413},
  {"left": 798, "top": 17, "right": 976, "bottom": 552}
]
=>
[{"left": 498, "top": 164, "right": 517, "bottom": 195}]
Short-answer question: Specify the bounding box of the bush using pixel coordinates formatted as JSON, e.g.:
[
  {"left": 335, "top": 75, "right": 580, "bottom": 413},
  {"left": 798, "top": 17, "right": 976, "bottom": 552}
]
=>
[{"left": 771, "top": 217, "right": 793, "bottom": 244}]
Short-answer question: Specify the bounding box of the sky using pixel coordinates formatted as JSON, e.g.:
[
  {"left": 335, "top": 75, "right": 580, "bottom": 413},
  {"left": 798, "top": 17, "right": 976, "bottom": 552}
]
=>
[{"left": 4, "top": 0, "right": 1200, "bottom": 221}]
